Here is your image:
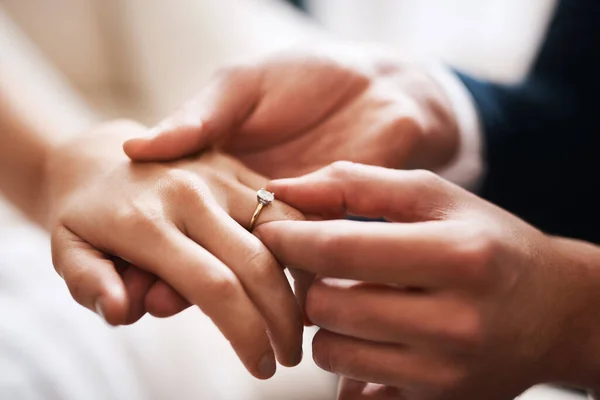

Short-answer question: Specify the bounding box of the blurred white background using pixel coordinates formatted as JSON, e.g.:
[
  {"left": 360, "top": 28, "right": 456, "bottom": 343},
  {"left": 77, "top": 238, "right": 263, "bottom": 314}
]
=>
[{"left": 0, "top": 0, "right": 556, "bottom": 123}]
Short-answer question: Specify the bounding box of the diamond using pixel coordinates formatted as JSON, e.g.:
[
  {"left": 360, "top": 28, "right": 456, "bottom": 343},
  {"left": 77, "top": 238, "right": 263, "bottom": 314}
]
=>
[{"left": 257, "top": 189, "right": 275, "bottom": 205}]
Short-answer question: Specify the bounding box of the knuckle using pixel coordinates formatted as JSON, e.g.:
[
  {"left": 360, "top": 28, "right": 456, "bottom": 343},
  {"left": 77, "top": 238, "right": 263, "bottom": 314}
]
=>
[
  {"left": 202, "top": 270, "right": 240, "bottom": 304},
  {"left": 117, "top": 200, "right": 167, "bottom": 240},
  {"left": 453, "top": 225, "right": 499, "bottom": 281},
  {"left": 444, "top": 306, "right": 485, "bottom": 351},
  {"left": 327, "top": 161, "right": 358, "bottom": 180},
  {"left": 244, "top": 243, "right": 276, "bottom": 275},
  {"left": 163, "top": 168, "right": 197, "bottom": 192},
  {"left": 164, "top": 169, "right": 212, "bottom": 209},
  {"left": 410, "top": 169, "right": 443, "bottom": 189},
  {"left": 404, "top": 169, "right": 454, "bottom": 221},
  {"left": 388, "top": 109, "right": 421, "bottom": 136}
]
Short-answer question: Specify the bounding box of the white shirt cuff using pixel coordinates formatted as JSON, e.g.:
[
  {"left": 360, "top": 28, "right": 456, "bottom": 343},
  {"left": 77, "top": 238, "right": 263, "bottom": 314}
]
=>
[{"left": 426, "top": 63, "right": 485, "bottom": 191}]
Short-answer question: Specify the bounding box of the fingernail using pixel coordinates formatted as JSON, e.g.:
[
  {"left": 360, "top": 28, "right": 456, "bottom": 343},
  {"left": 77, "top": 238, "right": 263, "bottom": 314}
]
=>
[
  {"left": 95, "top": 298, "right": 106, "bottom": 322},
  {"left": 293, "top": 348, "right": 303, "bottom": 365},
  {"left": 258, "top": 354, "right": 276, "bottom": 378}
]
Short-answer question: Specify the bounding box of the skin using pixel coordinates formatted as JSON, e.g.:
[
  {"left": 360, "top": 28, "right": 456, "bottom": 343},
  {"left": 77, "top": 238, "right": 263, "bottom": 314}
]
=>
[
  {"left": 7, "top": 37, "right": 599, "bottom": 396},
  {"left": 120, "top": 44, "right": 600, "bottom": 395},
  {"left": 0, "top": 40, "right": 304, "bottom": 378},
  {"left": 123, "top": 44, "right": 459, "bottom": 177},
  {"left": 44, "top": 121, "right": 304, "bottom": 378},
  {"left": 122, "top": 43, "right": 459, "bottom": 324},
  {"left": 252, "top": 162, "right": 600, "bottom": 399}
]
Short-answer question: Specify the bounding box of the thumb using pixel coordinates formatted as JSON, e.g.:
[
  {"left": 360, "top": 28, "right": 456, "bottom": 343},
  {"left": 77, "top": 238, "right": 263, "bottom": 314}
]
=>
[
  {"left": 51, "top": 226, "right": 129, "bottom": 325},
  {"left": 267, "top": 162, "right": 452, "bottom": 222},
  {"left": 123, "top": 67, "right": 262, "bottom": 161}
]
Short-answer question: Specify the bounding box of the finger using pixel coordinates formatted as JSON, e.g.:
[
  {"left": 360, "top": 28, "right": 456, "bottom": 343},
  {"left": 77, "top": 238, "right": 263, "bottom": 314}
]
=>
[
  {"left": 182, "top": 186, "right": 304, "bottom": 367},
  {"left": 116, "top": 261, "right": 190, "bottom": 322},
  {"left": 212, "top": 156, "right": 306, "bottom": 228},
  {"left": 256, "top": 219, "right": 475, "bottom": 288},
  {"left": 338, "top": 379, "right": 369, "bottom": 400},
  {"left": 145, "top": 279, "right": 191, "bottom": 318},
  {"left": 123, "top": 67, "right": 262, "bottom": 161},
  {"left": 338, "top": 378, "right": 405, "bottom": 400},
  {"left": 312, "top": 329, "right": 446, "bottom": 388},
  {"left": 117, "top": 262, "right": 155, "bottom": 324},
  {"left": 306, "top": 278, "right": 468, "bottom": 347},
  {"left": 267, "top": 162, "right": 457, "bottom": 222},
  {"left": 109, "top": 224, "right": 277, "bottom": 380},
  {"left": 51, "top": 226, "right": 128, "bottom": 326},
  {"left": 232, "top": 158, "right": 271, "bottom": 191},
  {"left": 233, "top": 162, "right": 317, "bottom": 325},
  {"left": 290, "top": 267, "right": 314, "bottom": 326}
]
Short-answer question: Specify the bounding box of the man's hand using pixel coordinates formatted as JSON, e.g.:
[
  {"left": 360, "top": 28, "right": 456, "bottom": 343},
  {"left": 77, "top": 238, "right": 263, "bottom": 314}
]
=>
[
  {"left": 254, "top": 162, "right": 600, "bottom": 399},
  {"left": 45, "top": 120, "right": 305, "bottom": 379},
  {"left": 123, "top": 45, "right": 459, "bottom": 177}
]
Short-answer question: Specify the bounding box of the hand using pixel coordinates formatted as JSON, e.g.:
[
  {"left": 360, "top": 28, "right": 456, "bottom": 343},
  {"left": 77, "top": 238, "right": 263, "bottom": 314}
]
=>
[
  {"left": 123, "top": 44, "right": 459, "bottom": 177},
  {"left": 254, "top": 162, "right": 600, "bottom": 399},
  {"left": 45, "top": 120, "right": 304, "bottom": 379}
]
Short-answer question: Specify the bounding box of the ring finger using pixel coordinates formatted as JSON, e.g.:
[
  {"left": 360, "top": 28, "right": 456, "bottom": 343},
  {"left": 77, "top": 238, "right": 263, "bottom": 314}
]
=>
[{"left": 180, "top": 180, "right": 304, "bottom": 367}]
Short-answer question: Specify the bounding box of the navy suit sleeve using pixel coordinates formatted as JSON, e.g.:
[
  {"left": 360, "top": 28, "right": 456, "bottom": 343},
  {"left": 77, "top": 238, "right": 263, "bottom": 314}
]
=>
[{"left": 456, "top": 0, "right": 600, "bottom": 243}]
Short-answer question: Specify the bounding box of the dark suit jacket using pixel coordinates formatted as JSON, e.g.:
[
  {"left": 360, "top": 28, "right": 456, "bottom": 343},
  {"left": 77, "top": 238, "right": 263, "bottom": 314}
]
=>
[
  {"left": 457, "top": 0, "right": 600, "bottom": 243},
  {"left": 290, "top": 0, "right": 600, "bottom": 243}
]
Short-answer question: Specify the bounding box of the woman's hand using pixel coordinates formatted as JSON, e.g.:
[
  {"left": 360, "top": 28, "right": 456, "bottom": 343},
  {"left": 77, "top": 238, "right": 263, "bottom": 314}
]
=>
[
  {"left": 123, "top": 44, "right": 459, "bottom": 177},
  {"left": 45, "top": 120, "right": 304, "bottom": 379},
  {"left": 255, "top": 162, "right": 600, "bottom": 398}
]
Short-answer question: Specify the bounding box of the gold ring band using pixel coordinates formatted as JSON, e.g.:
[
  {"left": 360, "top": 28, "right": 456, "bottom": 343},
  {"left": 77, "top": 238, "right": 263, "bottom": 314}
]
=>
[
  {"left": 249, "top": 203, "right": 265, "bottom": 231},
  {"left": 249, "top": 189, "right": 275, "bottom": 231}
]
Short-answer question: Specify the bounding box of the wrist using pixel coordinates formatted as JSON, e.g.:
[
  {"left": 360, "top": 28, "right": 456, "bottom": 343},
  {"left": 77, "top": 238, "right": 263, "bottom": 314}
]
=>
[
  {"left": 425, "top": 64, "right": 484, "bottom": 189},
  {"left": 543, "top": 236, "right": 600, "bottom": 390},
  {"left": 402, "top": 65, "right": 460, "bottom": 171},
  {"left": 35, "top": 140, "right": 58, "bottom": 228},
  {"left": 43, "top": 120, "right": 143, "bottom": 228}
]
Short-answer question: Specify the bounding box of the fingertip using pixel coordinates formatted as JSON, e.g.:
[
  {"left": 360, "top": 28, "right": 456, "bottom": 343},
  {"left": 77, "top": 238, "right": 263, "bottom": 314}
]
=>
[
  {"left": 145, "top": 280, "right": 190, "bottom": 318},
  {"left": 120, "top": 266, "right": 156, "bottom": 325},
  {"left": 96, "top": 282, "right": 129, "bottom": 326},
  {"left": 279, "top": 346, "right": 303, "bottom": 368},
  {"left": 257, "top": 353, "right": 277, "bottom": 379},
  {"left": 124, "top": 126, "right": 207, "bottom": 162},
  {"left": 122, "top": 138, "right": 150, "bottom": 160},
  {"left": 272, "top": 312, "right": 304, "bottom": 368},
  {"left": 265, "top": 179, "right": 291, "bottom": 198},
  {"left": 267, "top": 176, "right": 334, "bottom": 216}
]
